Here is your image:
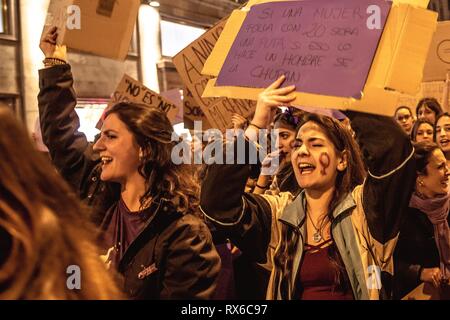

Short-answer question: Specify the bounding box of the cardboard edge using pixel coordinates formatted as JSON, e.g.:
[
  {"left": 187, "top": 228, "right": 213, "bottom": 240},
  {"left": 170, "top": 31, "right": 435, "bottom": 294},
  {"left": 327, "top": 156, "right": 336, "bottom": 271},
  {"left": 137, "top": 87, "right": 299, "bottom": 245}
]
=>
[
  {"left": 204, "top": 78, "right": 401, "bottom": 117},
  {"left": 117, "top": 1, "right": 141, "bottom": 61},
  {"left": 393, "top": 0, "right": 430, "bottom": 8},
  {"left": 202, "top": 10, "right": 247, "bottom": 77}
]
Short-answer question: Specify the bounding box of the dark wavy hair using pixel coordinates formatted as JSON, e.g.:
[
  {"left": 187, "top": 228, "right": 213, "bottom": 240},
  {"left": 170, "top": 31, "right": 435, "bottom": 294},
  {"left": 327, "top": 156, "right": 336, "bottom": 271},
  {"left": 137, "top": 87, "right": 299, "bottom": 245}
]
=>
[
  {"left": 410, "top": 119, "right": 434, "bottom": 142},
  {"left": 414, "top": 141, "right": 441, "bottom": 176},
  {"left": 273, "top": 107, "right": 305, "bottom": 131},
  {"left": 272, "top": 113, "right": 366, "bottom": 299},
  {"left": 105, "top": 102, "right": 200, "bottom": 216},
  {"left": 0, "top": 108, "right": 122, "bottom": 299},
  {"left": 271, "top": 108, "right": 306, "bottom": 196},
  {"left": 415, "top": 98, "right": 443, "bottom": 121}
]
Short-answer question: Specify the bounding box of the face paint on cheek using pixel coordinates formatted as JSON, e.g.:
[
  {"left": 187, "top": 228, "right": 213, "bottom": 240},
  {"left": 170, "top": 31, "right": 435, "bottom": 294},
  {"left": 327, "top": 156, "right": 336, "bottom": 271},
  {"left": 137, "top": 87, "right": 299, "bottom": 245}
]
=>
[{"left": 319, "top": 153, "right": 331, "bottom": 176}]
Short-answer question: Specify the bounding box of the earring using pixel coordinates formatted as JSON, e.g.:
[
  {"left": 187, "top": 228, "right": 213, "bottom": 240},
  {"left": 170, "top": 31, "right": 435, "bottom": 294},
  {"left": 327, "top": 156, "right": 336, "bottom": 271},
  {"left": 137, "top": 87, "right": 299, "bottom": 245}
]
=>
[{"left": 418, "top": 180, "right": 424, "bottom": 186}]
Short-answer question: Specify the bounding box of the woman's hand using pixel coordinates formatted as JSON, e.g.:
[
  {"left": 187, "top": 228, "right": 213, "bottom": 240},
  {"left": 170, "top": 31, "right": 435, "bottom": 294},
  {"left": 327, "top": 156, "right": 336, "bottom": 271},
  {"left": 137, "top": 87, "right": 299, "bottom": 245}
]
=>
[
  {"left": 231, "top": 113, "right": 248, "bottom": 130},
  {"left": 420, "top": 267, "right": 442, "bottom": 288},
  {"left": 39, "top": 26, "right": 67, "bottom": 61},
  {"left": 40, "top": 26, "right": 58, "bottom": 58},
  {"left": 261, "top": 149, "right": 282, "bottom": 176},
  {"left": 251, "top": 75, "right": 296, "bottom": 129}
]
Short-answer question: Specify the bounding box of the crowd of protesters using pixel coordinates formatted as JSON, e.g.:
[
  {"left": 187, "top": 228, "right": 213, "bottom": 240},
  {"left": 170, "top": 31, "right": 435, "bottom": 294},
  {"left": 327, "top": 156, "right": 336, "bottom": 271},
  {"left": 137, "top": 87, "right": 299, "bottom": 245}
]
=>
[{"left": 0, "top": 26, "right": 450, "bottom": 300}]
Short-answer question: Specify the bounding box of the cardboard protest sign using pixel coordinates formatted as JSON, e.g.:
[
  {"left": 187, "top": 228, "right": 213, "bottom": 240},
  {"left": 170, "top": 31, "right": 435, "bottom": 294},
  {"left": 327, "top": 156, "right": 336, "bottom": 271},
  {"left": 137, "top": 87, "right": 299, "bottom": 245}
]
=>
[
  {"left": 244, "top": 0, "right": 432, "bottom": 10},
  {"left": 173, "top": 19, "right": 255, "bottom": 131},
  {"left": 96, "top": 75, "right": 180, "bottom": 129},
  {"left": 216, "top": 0, "right": 391, "bottom": 99},
  {"left": 43, "top": 0, "right": 140, "bottom": 60},
  {"left": 387, "top": 80, "right": 450, "bottom": 114},
  {"left": 202, "top": 0, "right": 437, "bottom": 117},
  {"left": 160, "top": 88, "right": 184, "bottom": 125},
  {"left": 421, "top": 81, "right": 450, "bottom": 108},
  {"left": 183, "top": 87, "right": 212, "bottom": 129},
  {"left": 423, "top": 21, "right": 450, "bottom": 82},
  {"left": 401, "top": 283, "right": 439, "bottom": 300}
]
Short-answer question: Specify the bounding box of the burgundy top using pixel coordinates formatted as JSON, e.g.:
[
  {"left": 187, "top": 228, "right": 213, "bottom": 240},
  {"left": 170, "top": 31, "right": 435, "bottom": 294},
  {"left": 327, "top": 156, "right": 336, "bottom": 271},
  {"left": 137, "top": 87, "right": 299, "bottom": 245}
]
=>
[
  {"left": 101, "top": 198, "right": 151, "bottom": 269},
  {"left": 296, "top": 239, "right": 354, "bottom": 300}
]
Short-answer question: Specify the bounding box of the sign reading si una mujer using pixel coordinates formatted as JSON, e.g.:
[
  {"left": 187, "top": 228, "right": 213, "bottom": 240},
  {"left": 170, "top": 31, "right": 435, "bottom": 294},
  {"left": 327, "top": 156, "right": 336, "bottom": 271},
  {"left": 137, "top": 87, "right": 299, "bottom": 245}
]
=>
[{"left": 216, "top": 0, "right": 391, "bottom": 99}]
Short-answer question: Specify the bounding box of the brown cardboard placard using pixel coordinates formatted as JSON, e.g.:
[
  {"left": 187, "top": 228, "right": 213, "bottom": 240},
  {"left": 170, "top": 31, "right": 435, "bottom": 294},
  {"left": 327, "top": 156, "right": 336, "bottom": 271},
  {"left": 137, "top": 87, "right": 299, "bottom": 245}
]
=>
[
  {"left": 402, "top": 283, "right": 439, "bottom": 300},
  {"left": 160, "top": 88, "right": 184, "bottom": 125},
  {"left": 390, "top": 80, "right": 450, "bottom": 114},
  {"left": 173, "top": 18, "right": 255, "bottom": 131},
  {"left": 183, "top": 87, "right": 212, "bottom": 130},
  {"left": 96, "top": 74, "right": 180, "bottom": 129},
  {"left": 423, "top": 21, "right": 450, "bottom": 82},
  {"left": 43, "top": 0, "right": 140, "bottom": 60}
]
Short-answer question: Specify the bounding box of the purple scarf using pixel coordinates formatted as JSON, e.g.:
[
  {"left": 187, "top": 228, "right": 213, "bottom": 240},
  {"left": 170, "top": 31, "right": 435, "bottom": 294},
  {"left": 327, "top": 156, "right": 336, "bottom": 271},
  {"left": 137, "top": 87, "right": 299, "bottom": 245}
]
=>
[{"left": 409, "top": 191, "right": 450, "bottom": 279}]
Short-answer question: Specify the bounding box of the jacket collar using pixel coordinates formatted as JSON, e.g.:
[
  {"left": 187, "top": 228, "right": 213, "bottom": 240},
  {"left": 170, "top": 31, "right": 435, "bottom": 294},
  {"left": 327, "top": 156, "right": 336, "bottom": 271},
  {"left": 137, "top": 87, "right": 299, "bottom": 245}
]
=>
[
  {"left": 279, "top": 191, "right": 306, "bottom": 228},
  {"left": 118, "top": 196, "right": 182, "bottom": 271},
  {"left": 279, "top": 190, "right": 356, "bottom": 227}
]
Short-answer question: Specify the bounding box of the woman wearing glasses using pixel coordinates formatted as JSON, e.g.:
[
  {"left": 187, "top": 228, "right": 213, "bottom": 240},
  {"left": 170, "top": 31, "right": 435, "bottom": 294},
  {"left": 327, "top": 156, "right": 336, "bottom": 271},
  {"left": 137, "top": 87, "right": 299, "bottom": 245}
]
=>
[{"left": 394, "top": 106, "right": 415, "bottom": 136}]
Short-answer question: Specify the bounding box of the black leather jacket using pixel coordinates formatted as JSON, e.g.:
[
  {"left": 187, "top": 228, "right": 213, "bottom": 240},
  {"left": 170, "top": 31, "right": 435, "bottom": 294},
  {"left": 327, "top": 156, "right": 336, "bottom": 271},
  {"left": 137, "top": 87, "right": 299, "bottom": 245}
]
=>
[{"left": 38, "top": 64, "right": 220, "bottom": 299}]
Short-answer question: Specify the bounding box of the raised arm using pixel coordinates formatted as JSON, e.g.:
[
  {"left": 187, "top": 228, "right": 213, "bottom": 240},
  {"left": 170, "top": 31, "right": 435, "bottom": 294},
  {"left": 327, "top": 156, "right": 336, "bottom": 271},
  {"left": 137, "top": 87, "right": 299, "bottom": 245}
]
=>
[
  {"left": 347, "top": 111, "right": 416, "bottom": 245},
  {"left": 38, "top": 27, "right": 98, "bottom": 192},
  {"left": 200, "top": 138, "right": 274, "bottom": 262},
  {"left": 200, "top": 76, "right": 296, "bottom": 262}
]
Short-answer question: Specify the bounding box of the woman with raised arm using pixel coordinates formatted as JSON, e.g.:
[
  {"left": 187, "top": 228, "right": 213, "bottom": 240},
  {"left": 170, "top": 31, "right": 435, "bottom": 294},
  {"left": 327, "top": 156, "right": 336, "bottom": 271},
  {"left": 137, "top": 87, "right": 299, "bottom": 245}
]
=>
[
  {"left": 38, "top": 27, "right": 220, "bottom": 300},
  {"left": 200, "top": 75, "right": 416, "bottom": 300}
]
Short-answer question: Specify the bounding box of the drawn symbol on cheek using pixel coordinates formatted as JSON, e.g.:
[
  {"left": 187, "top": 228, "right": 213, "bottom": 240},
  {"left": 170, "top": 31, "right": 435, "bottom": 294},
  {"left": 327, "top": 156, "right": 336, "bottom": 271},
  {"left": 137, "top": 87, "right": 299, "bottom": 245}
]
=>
[{"left": 319, "top": 153, "right": 330, "bottom": 176}]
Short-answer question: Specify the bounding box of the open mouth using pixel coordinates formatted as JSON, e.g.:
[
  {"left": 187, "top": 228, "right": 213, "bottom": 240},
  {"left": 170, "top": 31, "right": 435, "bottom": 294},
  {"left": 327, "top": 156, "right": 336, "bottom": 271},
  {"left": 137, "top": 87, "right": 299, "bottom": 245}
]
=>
[
  {"left": 298, "top": 163, "right": 316, "bottom": 175},
  {"left": 440, "top": 138, "right": 450, "bottom": 148},
  {"left": 101, "top": 156, "right": 113, "bottom": 167}
]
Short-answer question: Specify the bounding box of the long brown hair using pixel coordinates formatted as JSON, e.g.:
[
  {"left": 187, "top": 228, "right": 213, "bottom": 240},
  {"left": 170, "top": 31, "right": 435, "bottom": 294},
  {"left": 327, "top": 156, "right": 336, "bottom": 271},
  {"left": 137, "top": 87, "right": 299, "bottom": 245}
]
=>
[
  {"left": 273, "top": 113, "right": 366, "bottom": 299},
  {"left": 106, "top": 103, "right": 200, "bottom": 216},
  {"left": 411, "top": 119, "right": 434, "bottom": 142},
  {"left": 0, "top": 109, "right": 123, "bottom": 299}
]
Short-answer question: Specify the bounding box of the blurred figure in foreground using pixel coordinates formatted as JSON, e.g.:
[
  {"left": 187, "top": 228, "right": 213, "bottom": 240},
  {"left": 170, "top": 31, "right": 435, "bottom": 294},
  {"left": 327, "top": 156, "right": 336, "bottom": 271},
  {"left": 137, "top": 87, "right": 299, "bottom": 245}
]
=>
[{"left": 0, "top": 107, "right": 122, "bottom": 299}]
